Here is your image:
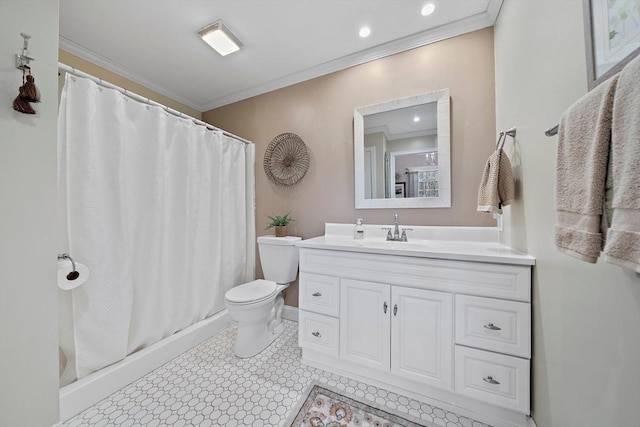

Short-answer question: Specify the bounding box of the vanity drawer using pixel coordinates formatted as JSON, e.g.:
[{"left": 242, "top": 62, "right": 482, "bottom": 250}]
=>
[
  {"left": 455, "top": 346, "right": 530, "bottom": 413},
  {"left": 300, "top": 249, "right": 531, "bottom": 302},
  {"left": 298, "top": 311, "right": 339, "bottom": 357},
  {"left": 455, "top": 295, "right": 531, "bottom": 358},
  {"left": 299, "top": 272, "right": 340, "bottom": 317}
]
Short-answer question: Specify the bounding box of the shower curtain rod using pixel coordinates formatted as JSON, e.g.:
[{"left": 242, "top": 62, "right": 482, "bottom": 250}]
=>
[{"left": 58, "top": 63, "right": 252, "bottom": 145}]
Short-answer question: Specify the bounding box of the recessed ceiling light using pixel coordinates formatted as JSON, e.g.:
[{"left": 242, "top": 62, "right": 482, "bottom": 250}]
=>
[
  {"left": 413, "top": 116, "right": 421, "bottom": 122},
  {"left": 421, "top": 3, "right": 436, "bottom": 16},
  {"left": 359, "top": 27, "right": 371, "bottom": 38},
  {"left": 198, "top": 21, "right": 243, "bottom": 56}
]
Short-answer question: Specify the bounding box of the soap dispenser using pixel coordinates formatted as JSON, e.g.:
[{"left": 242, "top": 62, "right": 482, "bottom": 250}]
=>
[{"left": 354, "top": 218, "right": 365, "bottom": 240}]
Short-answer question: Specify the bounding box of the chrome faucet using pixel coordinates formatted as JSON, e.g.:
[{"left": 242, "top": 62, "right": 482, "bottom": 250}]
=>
[
  {"left": 393, "top": 213, "right": 400, "bottom": 240},
  {"left": 382, "top": 213, "right": 412, "bottom": 241}
]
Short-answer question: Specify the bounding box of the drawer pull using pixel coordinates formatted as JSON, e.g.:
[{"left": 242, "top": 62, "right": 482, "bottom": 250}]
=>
[
  {"left": 484, "top": 323, "right": 501, "bottom": 331},
  {"left": 482, "top": 376, "right": 500, "bottom": 385},
  {"left": 312, "top": 292, "right": 322, "bottom": 297},
  {"left": 311, "top": 331, "right": 321, "bottom": 338}
]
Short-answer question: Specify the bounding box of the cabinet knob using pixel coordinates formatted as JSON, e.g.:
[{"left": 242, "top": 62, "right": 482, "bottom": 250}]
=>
[
  {"left": 383, "top": 302, "right": 388, "bottom": 314},
  {"left": 484, "top": 323, "right": 501, "bottom": 331},
  {"left": 312, "top": 331, "right": 321, "bottom": 338},
  {"left": 393, "top": 304, "right": 398, "bottom": 316},
  {"left": 312, "top": 292, "right": 322, "bottom": 297},
  {"left": 482, "top": 376, "right": 500, "bottom": 385}
]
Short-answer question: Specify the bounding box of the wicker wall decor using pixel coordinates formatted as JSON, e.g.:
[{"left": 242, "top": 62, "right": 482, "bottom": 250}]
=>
[{"left": 264, "top": 133, "right": 310, "bottom": 186}]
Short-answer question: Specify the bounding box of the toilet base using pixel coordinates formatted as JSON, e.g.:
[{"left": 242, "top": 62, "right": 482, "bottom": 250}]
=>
[
  {"left": 230, "top": 287, "right": 288, "bottom": 358},
  {"left": 233, "top": 315, "right": 286, "bottom": 358}
]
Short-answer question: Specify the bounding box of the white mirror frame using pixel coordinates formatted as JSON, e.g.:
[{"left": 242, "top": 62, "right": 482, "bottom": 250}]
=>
[{"left": 354, "top": 88, "right": 451, "bottom": 209}]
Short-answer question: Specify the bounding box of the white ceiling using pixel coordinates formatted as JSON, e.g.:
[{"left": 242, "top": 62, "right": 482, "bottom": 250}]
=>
[
  {"left": 365, "top": 102, "right": 438, "bottom": 140},
  {"left": 59, "top": 0, "right": 502, "bottom": 112}
]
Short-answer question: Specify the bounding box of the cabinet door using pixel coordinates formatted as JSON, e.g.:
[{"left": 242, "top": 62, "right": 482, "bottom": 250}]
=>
[
  {"left": 340, "top": 279, "right": 391, "bottom": 371},
  {"left": 391, "top": 287, "right": 452, "bottom": 390}
]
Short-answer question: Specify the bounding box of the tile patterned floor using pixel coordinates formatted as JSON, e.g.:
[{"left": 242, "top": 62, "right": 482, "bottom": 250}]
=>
[{"left": 59, "top": 320, "right": 490, "bottom": 427}]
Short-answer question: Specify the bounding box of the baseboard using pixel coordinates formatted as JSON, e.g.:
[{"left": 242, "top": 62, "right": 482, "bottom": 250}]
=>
[
  {"left": 527, "top": 415, "right": 538, "bottom": 427},
  {"left": 282, "top": 305, "right": 299, "bottom": 322},
  {"left": 58, "top": 310, "right": 231, "bottom": 423}
]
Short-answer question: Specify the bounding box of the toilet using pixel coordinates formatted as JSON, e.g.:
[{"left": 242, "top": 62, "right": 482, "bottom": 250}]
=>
[{"left": 224, "top": 235, "right": 301, "bottom": 358}]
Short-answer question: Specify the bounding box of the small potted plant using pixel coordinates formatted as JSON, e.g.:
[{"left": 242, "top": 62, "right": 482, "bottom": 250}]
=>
[{"left": 266, "top": 213, "right": 294, "bottom": 237}]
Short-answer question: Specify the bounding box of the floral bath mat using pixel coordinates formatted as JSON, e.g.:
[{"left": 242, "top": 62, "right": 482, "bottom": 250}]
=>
[{"left": 284, "top": 381, "right": 435, "bottom": 427}]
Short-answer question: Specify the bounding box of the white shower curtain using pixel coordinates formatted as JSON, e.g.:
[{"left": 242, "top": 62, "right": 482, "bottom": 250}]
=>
[{"left": 58, "top": 74, "right": 253, "bottom": 380}]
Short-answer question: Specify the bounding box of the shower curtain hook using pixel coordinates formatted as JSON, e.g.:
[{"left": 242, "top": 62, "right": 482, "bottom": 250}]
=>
[{"left": 57, "top": 253, "right": 80, "bottom": 280}]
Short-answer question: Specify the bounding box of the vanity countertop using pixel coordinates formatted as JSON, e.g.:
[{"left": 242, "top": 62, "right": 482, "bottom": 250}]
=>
[{"left": 296, "top": 224, "right": 535, "bottom": 266}]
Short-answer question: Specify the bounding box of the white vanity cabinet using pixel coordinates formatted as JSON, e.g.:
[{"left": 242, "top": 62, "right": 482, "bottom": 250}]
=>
[
  {"left": 296, "top": 235, "right": 535, "bottom": 427},
  {"left": 340, "top": 279, "right": 391, "bottom": 371},
  {"left": 339, "top": 279, "right": 453, "bottom": 390},
  {"left": 390, "top": 286, "right": 452, "bottom": 390}
]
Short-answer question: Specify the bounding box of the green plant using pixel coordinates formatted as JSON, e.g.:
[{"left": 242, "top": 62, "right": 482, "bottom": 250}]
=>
[{"left": 266, "top": 213, "right": 294, "bottom": 229}]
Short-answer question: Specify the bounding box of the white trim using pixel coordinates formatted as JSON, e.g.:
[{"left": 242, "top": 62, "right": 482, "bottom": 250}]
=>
[
  {"left": 527, "top": 415, "right": 538, "bottom": 427},
  {"left": 363, "top": 146, "right": 377, "bottom": 199},
  {"left": 486, "top": 0, "right": 504, "bottom": 21},
  {"left": 59, "top": 1, "right": 502, "bottom": 111},
  {"left": 59, "top": 36, "right": 201, "bottom": 112},
  {"left": 355, "top": 89, "right": 451, "bottom": 209},
  {"left": 58, "top": 310, "right": 231, "bottom": 423},
  {"left": 282, "top": 305, "right": 299, "bottom": 322}
]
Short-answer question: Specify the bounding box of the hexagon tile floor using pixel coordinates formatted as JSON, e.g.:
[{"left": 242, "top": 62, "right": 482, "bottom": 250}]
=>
[{"left": 59, "top": 320, "right": 491, "bottom": 427}]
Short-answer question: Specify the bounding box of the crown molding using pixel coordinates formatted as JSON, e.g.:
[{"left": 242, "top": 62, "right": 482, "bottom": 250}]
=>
[
  {"left": 202, "top": 0, "right": 502, "bottom": 111},
  {"left": 486, "top": 0, "right": 504, "bottom": 21},
  {"left": 58, "top": 36, "right": 202, "bottom": 112},
  {"left": 387, "top": 128, "right": 438, "bottom": 141}
]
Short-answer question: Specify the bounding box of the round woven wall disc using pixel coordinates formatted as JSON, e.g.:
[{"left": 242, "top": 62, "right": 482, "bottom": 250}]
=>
[{"left": 264, "top": 133, "right": 310, "bottom": 186}]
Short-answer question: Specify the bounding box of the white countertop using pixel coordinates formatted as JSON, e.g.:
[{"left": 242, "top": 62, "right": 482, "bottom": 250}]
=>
[{"left": 295, "top": 224, "right": 535, "bottom": 266}]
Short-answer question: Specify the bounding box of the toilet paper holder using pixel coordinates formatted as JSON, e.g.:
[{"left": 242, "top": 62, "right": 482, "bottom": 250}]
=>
[{"left": 57, "top": 253, "right": 80, "bottom": 280}]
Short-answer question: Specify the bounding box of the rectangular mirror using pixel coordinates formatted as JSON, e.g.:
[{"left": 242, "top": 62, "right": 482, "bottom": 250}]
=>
[{"left": 354, "top": 89, "right": 451, "bottom": 209}]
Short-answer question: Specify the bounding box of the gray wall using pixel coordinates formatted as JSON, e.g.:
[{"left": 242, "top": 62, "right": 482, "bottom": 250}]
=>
[
  {"left": 0, "top": 0, "right": 60, "bottom": 425},
  {"left": 494, "top": 1, "right": 640, "bottom": 426}
]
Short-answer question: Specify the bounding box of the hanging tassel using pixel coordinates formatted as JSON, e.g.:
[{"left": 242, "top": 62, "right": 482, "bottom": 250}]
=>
[
  {"left": 19, "top": 69, "right": 40, "bottom": 103},
  {"left": 12, "top": 67, "right": 37, "bottom": 114},
  {"left": 13, "top": 94, "right": 35, "bottom": 114}
]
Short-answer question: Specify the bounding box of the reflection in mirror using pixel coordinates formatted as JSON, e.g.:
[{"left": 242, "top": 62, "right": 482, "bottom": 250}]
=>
[{"left": 354, "top": 89, "right": 450, "bottom": 209}]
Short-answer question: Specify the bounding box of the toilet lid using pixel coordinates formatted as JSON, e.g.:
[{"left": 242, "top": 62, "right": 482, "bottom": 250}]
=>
[{"left": 225, "top": 279, "right": 277, "bottom": 304}]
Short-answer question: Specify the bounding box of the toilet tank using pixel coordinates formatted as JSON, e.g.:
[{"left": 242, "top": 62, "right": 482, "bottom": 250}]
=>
[{"left": 257, "top": 235, "right": 301, "bottom": 284}]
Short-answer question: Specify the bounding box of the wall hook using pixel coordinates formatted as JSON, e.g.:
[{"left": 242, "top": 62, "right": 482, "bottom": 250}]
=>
[{"left": 16, "top": 32, "right": 34, "bottom": 71}]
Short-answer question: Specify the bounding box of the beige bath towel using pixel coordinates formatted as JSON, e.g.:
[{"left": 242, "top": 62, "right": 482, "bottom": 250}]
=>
[
  {"left": 477, "top": 136, "right": 515, "bottom": 214},
  {"left": 555, "top": 74, "right": 619, "bottom": 263},
  {"left": 603, "top": 55, "right": 640, "bottom": 273}
]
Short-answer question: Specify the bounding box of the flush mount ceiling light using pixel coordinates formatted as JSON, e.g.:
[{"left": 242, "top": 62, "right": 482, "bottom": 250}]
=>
[
  {"left": 198, "top": 21, "right": 243, "bottom": 56},
  {"left": 413, "top": 116, "right": 421, "bottom": 122},
  {"left": 359, "top": 26, "right": 371, "bottom": 38},
  {"left": 421, "top": 3, "right": 436, "bottom": 16}
]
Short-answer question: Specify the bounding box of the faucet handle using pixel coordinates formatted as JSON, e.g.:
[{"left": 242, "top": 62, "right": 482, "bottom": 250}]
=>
[
  {"left": 400, "top": 228, "right": 413, "bottom": 242},
  {"left": 381, "top": 227, "right": 393, "bottom": 240}
]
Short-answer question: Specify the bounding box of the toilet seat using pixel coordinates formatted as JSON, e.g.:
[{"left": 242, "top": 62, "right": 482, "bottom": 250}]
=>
[{"left": 225, "top": 279, "right": 278, "bottom": 305}]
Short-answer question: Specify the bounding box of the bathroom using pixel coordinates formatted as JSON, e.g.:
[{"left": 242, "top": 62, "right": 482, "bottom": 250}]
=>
[{"left": 1, "top": 1, "right": 639, "bottom": 427}]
